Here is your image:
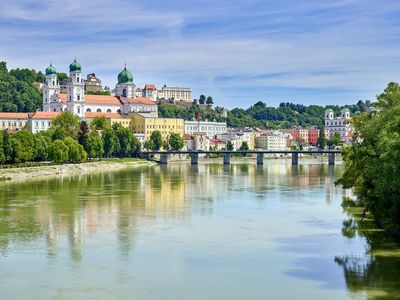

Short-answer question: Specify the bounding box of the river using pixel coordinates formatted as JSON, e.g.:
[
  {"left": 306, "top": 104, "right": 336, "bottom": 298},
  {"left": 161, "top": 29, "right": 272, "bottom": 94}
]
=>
[{"left": 0, "top": 160, "right": 399, "bottom": 299}]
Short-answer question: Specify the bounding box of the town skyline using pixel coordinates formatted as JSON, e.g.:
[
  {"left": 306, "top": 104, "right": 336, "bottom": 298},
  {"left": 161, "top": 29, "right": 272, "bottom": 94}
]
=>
[{"left": 1, "top": 0, "right": 400, "bottom": 108}]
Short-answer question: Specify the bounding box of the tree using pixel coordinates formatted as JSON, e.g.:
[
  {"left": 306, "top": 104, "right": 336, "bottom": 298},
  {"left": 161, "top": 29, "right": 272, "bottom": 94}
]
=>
[
  {"left": 48, "top": 139, "right": 69, "bottom": 163},
  {"left": 34, "top": 132, "right": 51, "bottom": 161},
  {"left": 83, "top": 131, "right": 104, "bottom": 159},
  {"left": 64, "top": 137, "right": 87, "bottom": 162},
  {"left": 206, "top": 96, "right": 214, "bottom": 105},
  {"left": 327, "top": 132, "right": 341, "bottom": 148},
  {"left": 0, "top": 131, "right": 6, "bottom": 163},
  {"left": 163, "top": 140, "right": 170, "bottom": 151},
  {"left": 102, "top": 128, "right": 120, "bottom": 157},
  {"left": 338, "top": 82, "right": 400, "bottom": 237},
  {"left": 2, "top": 130, "right": 12, "bottom": 162},
  {"left": 199, "top": 95, "right": 206, "bottom": 105},
  {"left": 317, "top": 128, "right": 326, "bottom": 149},
  {"left": 10, "top": 130, "right": 35, "bottom": 163},
  {"left": 169, "top": 133, "right": 184, "bottom": 150},
  {"left": 113, "top": 126, "right": 140, "bottom": 157},
  {"left": 90, "top": 116, "right": 109, "bottom": 130},
  {"left": 226, "top": 140, "right": 234, "bottom": 151},
  {"left": 51, "top": 112, "right": 80, "bottom": 139},
  {"left": 150, "top": 131, "right": 163, "bottom": 151},
  {"left": 239, "top": 141, "right": 249, "bottom": 151},
  {"left": 144, "top": 140, "right": 153, "bottom": 151}
]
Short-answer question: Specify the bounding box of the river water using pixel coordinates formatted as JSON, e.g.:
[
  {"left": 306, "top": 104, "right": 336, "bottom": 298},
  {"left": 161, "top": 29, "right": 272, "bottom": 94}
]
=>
[{"left": 0, "top": 161, "right": 399, "bottom": 299}]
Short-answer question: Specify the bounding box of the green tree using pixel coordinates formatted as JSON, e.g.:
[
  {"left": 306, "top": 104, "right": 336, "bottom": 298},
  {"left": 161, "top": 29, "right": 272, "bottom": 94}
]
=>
[
  {"left": 34, "top": 132, "right": 51, "bottom": 161},
  {"left": 48, "top": 139, "right": 69, "bottom": 163},
  {"left": 51, "top": 112, "right": 80, "bottom": 139},
  {"left": 327, "top": 132, "right": 341, "bottom": 148},
  {"left": 206, "top": 96, "right": 214, "bottom": 105},
  {"left": 102, "top": 128, "right": 120, "bottom": 157},
  {"left": 0, "top": 131, "right": 6, "bottom": 163},
  {"left": 144, "top": 140, "right": 153, "bottom": 151},
  {"left": 2, "top": 130, "right": 12, "bottom": 162},
  {"left": 317, "top": 128, "right": 326, "bottom": 149},
  {"left": 169, "top": 133, "right": 184, "bottom": 150},
  {"left": 113, "top": 126, "right": 140, "bottom": 157},
  {"left": 150, "top": 131, "right": 163, "bottom": 151},
  {"left": 338, "top": 82, "right": 400, "bottom": 237},
  {"left": 199, "top": 95, "right": 206, "bottom": 105},
  {"left": 239, "top": 141, "right": 249, "bottom": 151},
  {"left": 10, "top": 130, "right": 35, "bottom": 163},
  {"left": 64, "top": 137, "right": 87, "bottom": 162},
  {"left": 90, "top": 116, "right": 109, "bottom": 130},
  {"left": 226, "top": 140, "right": 234, "bottom": 151},
  {"left": 83, "top": 132, "right": 104, "bottom": 159}
]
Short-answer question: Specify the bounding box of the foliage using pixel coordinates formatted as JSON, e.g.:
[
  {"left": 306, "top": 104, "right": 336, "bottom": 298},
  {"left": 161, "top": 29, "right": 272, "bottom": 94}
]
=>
[
  {"left": 226, "top": 140, "right": 234, "bottom": 151},
  {"left": 85, "top": 90, "right": 111, "bottom": 96},
  {"left": 48, "top": 139, "right": 69, "bottom": 163},
  {"left": 112, "top": 124, "right": 141, "bottom": 157},
  {"left": 239, "top": 141, "right": 249, "bottom": 151},
  {"left": 0, "top": 62, "right": 43, "bottom": 112},
  {"left": 338, "top": 82, "right": 400, "bottom": 238},
  {"left": 10, "top": 130, "right": 35, "bottom": 163},
  {"left": 83, "top": 131, "right": 104, "bottom": 159},
  {"left": 102, "top": 128, "right": 120, "bottom": 157},
  {"left": 327, "top": 132, "right": 341, "bottom": 148},
  {"left": 169, "top": 133, "right": 184, "bottom": 150},
  {"left": 317, "top": 128, "right": 326, "bottom": 149},
  {"left": 150, "top": 131, "right": 163, "bottom": 151},
  {"left": 90, "top": 116, "right": 109, "bottom": 130},
  {"left": 51, "top": 112, "right": 80, "bottom": 139},
  {"left": 63, "top": 137, "right": 87, "bottom": 162},
  {"left": 34, "top": 132, "right": 51, "bottom": 161},
  {"left": 206, "top": 96, "right": 214, "bottom": 105},
  {"left": 199, "top": 95, "right": 206, "bottom": 105}
]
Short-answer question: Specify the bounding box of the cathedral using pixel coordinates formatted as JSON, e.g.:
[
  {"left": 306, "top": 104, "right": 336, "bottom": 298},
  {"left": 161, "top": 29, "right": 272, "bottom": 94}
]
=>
[{"left": 42, "top": 59, "right": 157, "bottom": 117}]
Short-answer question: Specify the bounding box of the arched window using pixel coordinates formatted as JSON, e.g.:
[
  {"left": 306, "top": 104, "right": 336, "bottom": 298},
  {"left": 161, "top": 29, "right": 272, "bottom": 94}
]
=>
[
  {"left": 117, "top": 109, "right": 121, "bottom": 114},
  {"left": 122, "top": 89, "right": 127, "bottom": 97},
  {"left": 78, "top": 107, "right": 80, "bottom": 114},
  {"left": 107, "top": 109, "right": 111, "bottom": 112},
  {"left": 53, "top": 108, "right": 56, "bottom": 112},
  {"left": 86, "top": 108, "right": 91, "bottom": 112},
  {"left": 97, "top": 109, "right": 102, "bottom": 112},
  {"left": 77, "top": 95, "right": 80, "bottom": 100}
]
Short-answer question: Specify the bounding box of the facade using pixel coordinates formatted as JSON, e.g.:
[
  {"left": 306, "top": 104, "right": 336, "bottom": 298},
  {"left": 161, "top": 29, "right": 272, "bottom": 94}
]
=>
[
  {"left": 255, "top": 132, "right": 290, "bottom": 151},
  {"left": 42, "top": 60, "right": 157, "bottom": 117},
  {"left": 184, "top": 120, "right": 227, "bottom": 138},
  {"left": 0, "top": 113, "right": 29, "bottom": 131},
  {"left": 217, "top": 131, "right": 255, "bottom": 150},
  {"left": 84, "top": 73, "right": 102, "bottom": 92},
  {"left": 129, "top": 113, "right": 184, "bottom": 141},
  {"left": 29, "top": 112, "right": 61, "bottom": 134},
  {"left": 157, "top": 85, "right": 192, "bottom": 102},
  {"left": 324, "top": 108, "right": 353, "bottom": 142},
  {"left": 84, "top": 112, "right": 130, "bottom": 128}
]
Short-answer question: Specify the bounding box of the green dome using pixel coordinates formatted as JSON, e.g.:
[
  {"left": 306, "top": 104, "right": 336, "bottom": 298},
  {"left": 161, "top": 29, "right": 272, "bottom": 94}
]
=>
[
  {"left": 118, "top": 67, "right": 133, "bottom": 84},
  {"left": 45, "top": 64, "right": 57, "bottom": 75},
  {"left": 69, "top": 59, "right": 81, "bottom": 72}
]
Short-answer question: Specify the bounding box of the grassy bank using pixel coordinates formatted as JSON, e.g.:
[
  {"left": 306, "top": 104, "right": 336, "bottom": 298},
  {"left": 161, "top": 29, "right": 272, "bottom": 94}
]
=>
[{"left": 0, "top": 158, "right": 155, "bottom": 182}]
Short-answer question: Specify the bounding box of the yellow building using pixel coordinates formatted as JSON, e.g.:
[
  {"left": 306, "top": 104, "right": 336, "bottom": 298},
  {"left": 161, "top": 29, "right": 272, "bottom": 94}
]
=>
[
  {"left": 129, "top": 112, "right": 184, "bottom": 141},
  {"left": 0, "top": 113, "right": 29, "bottom": 131},
  {"left": 85, "top": 112, "right": 131, "bottom": 128}
]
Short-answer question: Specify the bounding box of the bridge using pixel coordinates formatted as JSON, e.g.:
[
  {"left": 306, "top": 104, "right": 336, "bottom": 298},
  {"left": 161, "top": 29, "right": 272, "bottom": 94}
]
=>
[{"left": 141, "top": 150, "right": 342, "bottom": 165}]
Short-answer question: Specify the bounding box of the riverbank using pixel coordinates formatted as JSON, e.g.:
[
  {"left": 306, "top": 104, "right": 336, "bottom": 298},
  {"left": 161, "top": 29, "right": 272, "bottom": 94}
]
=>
[{"left": 0, "top": 158, "right": 156, "bottom": 182}]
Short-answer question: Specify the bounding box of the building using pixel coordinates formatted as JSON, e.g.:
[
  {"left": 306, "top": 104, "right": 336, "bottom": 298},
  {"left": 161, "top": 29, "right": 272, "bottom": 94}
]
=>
[
  {"left": 129, "top": 112, "right": 184, "bottom": 141},
  {"left": 324, "top": 108, "right": 353, "bottom": 142},
  {"left": 217, "top": 130, "right": 255, "bottom": 150},
  {"left": 0, "top": 113, "right": 29, "bottom": 131},
  {"left": 42, "top": 60, "right": 157, "bottom": 117},
  {"left": 255, "top": 132, "right": 290, "bottom": 151},
  {"left": 29, "top": 112, "right": 61, "bottom": 134},
  {"left": 84, "top": 112, "right": 130, "bottom": 128},
  {"left": 157, "top": 85, "right": 192, "bottom": 102},
  {"left": 184, "top": 120, "right": 227, "bottom": 138},
  {"left": 84, "top": 73, "right": 102, "bottom": 92}
]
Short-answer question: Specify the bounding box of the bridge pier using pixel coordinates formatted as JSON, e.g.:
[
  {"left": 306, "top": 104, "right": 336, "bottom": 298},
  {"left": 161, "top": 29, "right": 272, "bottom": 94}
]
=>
[
  {"left": 292, "top": 153, "right": 299, "bottom": 165},
  {"left": 257, "top": 153, "right": 264, "bottom": 165},
  {"left": 223, "top": 153, "right": 231, "bottom": 165},
  {"left": 328, "top": 153, "right": 335, "bottom": 165},
  {"left": 191, "top": 153, "right": 199, "bottom": 165},
  {"left": 160, "top": 153, "right": 169, "bottom": 164}
]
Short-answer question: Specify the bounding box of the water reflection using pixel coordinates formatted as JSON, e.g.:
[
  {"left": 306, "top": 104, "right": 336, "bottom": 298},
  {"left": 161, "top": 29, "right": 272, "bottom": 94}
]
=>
[{"left": 1, "top": 161, "right": 397, "bottom": 299}]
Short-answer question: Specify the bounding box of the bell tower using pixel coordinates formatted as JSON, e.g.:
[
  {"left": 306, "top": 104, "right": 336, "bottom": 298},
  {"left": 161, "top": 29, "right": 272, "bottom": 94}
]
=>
[
  {"left": 42, "top": 63, "right": 60, "bottom": 112},
  {"left": 66, "top": 58, "right": 85, "bottom": 117}
]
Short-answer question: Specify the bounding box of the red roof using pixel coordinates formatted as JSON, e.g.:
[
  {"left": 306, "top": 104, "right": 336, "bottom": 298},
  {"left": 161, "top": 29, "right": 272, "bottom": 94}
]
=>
[
  {"left": 210, "top": 138, "right": 225, "bottom": 145},
  {"left": 0, "top": 113, "right": 29, "bottom": 119},
  {"left": 183, "top": 134, "right": 192, "bottom": 141},
  {"left": 127, "top": 97, "right": 155, "bottom": 105},
  {"left": 31, "top": 112, "right": 61, "bottom": 119},
  {"left": 85, "top": 112, "right": 125, "bottom": 119},
  {"left": 144, "top": 84, "right": 156, "bottom": 90}
]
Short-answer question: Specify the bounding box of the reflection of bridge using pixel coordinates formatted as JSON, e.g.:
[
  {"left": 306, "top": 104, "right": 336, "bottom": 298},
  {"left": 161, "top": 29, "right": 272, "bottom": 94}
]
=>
[{"left": 141, "top": 150, "right": 342, "bottom": 165}]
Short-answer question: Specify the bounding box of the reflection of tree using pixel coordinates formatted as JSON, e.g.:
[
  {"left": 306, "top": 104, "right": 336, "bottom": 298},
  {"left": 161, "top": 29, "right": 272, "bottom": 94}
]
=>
[{"left": 335, "top": 199, "right": 400, "bottom": 300}]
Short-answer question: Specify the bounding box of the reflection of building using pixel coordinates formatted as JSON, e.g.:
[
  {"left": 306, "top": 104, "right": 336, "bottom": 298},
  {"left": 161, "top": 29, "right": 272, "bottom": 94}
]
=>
[{"left": 129, "top": 112, "right": 184, "bottom": 141}]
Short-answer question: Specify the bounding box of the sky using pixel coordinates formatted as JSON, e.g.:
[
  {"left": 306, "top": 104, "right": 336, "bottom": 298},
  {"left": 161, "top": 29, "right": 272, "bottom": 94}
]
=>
[{"left": 1, "top": 0, "right": 400, "bottom": 108}]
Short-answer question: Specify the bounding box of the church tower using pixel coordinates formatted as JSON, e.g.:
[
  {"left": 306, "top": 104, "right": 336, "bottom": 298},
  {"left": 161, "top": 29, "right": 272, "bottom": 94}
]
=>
[
  {"left": 115, "top": 66, "right": 135, "bottom": 98},
  {"left": 66, "top": 58, "right": 85, "bottom": 117},
  {"left": 42, "top": 63, "right": 60, "bottom": 112}
]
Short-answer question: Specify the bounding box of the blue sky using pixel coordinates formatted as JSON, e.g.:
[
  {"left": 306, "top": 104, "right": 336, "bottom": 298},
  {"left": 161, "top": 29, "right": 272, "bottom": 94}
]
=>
[{"left": 1, "top": 0, "right": 400, "bottom": 108}]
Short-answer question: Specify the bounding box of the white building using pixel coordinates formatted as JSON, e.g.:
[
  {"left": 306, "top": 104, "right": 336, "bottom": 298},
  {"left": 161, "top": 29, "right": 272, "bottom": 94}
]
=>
[
  {"left": 29, "top": 112, "right": 61, "bottom": 134},
  {"left": 42, "top": 60, "right": 157, "bottom": 117},
  {"left": 217, "top": 131, "right": 255, "bottom": 150},
  {"left": 256, "top": 132, "right": 289, "bottom": 151},
  {"left": 184, "top": 120, "right": 227, "bottom": 138},
  {"left": 324, "top": 108, "right": 353, "bottom": 142},
  {"left": 157, "top": 85, "right": 192, "bottom": 102}
]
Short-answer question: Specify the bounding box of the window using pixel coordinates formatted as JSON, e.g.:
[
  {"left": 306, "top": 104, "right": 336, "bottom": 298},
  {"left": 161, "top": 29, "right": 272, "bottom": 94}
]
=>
[
  {"left": 78, "top": 107, "right": 80, "bottom": 114},
  {"left": 97, "top": 109, "right": 102, "bottom": 112},
  {"left": 86, "top": 108, "right": 91, "bottom": 112},
  {"left": 77, "top": 95, "right": 80, "bottom": 100},
  {"left": 107, "top": 109, "right": 111, "bottom": 112},
  {"left": 122, "top": 89, "right": 127, "bottom": 97}
]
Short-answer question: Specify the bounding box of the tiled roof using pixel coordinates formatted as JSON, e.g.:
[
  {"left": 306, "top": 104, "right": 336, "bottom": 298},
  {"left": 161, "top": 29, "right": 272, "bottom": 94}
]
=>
[
  {"left": 59, "top": 94, "right": 122, "bottom": 105},
  {"left": 85, "top": 112, "right": 125, "bottom": 119},
  {"left": 144, "top": 84, "right": 156, "bottom": 90},
  {"left": 210, "top": 138, "right": 225, "bottom": 144},
  {"left": 31, "top": 112, "right": 62, "bottom": 119},
  {"left": 183, "top": 134, "right": 192, "bottom": 141},
  {"left": 127, "top": 97, "right": 155, "bottom": 105},
  {"left": 0, "top": 113, "right": 29, "bottom": 119}
]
